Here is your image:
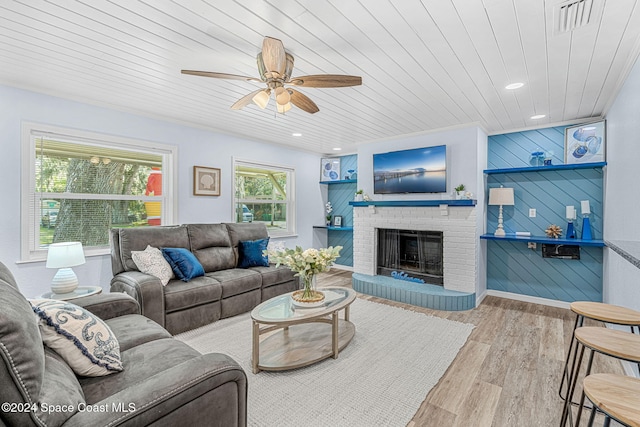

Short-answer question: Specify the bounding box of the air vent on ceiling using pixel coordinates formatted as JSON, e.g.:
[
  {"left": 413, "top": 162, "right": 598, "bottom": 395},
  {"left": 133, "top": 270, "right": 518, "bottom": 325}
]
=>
[{"left": 557, "top": 0, "right": 593, "bottom": 33}]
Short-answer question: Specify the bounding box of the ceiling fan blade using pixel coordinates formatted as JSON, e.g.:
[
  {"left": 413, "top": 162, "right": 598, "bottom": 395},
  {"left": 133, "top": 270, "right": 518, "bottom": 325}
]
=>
[
  {"left": 231, "top": 89, "right": 266, "bottom": 110},
  {"left": 289, "top": 89, "right": 319, "bottom": 114},
  {"left": 289, "top": 75, "right": 362, "bottom": 88},
  {"left": 181, "top": 70, "right": 261, "bottom": 82},
  {"left": 261, "top": 37, "right": 287, "bottom": 75}
]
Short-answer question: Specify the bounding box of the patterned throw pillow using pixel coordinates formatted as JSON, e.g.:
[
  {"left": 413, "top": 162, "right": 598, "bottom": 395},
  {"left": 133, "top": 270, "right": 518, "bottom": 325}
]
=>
[
  {"left": 30, "top": 299, "right": 123, "bottom": 377},
  {"left": 238, "top": 237, "right": 270, "bottom": 268},
  {"left": 132, "top": 245, "right": 174, "bottom": 286}
]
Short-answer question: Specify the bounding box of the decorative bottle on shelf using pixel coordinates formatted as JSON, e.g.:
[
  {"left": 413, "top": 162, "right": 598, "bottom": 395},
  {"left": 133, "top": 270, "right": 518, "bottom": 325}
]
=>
[
  {"left": 565, "top": 206, "right": 576, "bottom": 239},
  {"left": 580, "top": 200, "right": 593, "bottom": 240}
]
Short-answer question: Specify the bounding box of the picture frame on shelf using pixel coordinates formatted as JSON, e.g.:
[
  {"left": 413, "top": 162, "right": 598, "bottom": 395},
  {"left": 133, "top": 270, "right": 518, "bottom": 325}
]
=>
[
  {"left": 320, "top": 158, "right": 341, "bottom": 182},
  {"left": 332, "top": 215, "right": 343, "bottom": 227},
  {"left": 564, "top": 120, "right": 606, "bottom": 164},
  {"left": 193, "top": 166, "right": 221, "bottom": 196}
]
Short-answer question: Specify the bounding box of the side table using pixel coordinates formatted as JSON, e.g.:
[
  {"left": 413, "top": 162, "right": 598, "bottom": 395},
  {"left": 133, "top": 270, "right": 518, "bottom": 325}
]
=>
[{"left": 40, "top": 286, "right": 103, "bottom": 301}]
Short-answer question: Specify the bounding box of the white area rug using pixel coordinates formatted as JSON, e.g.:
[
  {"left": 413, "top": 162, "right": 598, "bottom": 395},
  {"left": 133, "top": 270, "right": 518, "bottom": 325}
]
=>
[{"left": 176, "top": 297, "right": 474, "bottom": 427}]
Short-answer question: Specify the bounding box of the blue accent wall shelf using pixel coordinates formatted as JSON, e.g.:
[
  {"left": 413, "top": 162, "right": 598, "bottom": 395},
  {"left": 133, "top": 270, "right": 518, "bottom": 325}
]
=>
[
  {"left": 320, "top": 179, "right": 357, "bottom": 184},
  {"left": 350, "top": 199, "right": 476, "bottom": 207},
  {"left": 486, "top": 126, "right": 604, "bottom": 303},
  {"left": 313, "top": 226, "right": 354, "bottom": 231},
  {"left": 484, "top": 162, "right": 606, "bottom": 174},
  {"left": 320, "top": 154, "right": 357, "bottom": 267},
  {"left": 480, "top": 234, "right": 605, "bottom": 247}
]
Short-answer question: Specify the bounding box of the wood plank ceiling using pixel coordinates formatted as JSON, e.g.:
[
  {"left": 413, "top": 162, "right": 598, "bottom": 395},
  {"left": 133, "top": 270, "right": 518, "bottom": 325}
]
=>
[{"left": 1, "top": 0, "right": 639, "bottom": 154}]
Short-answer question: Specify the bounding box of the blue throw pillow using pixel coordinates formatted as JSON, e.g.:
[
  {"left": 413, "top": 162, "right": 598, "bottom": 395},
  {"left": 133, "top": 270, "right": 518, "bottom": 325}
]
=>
[
  {"left": 238, "top": 238, "right": 270, "bottom": 268},
  {"left": 161, "top": 247, "right": 205, "bottom": 282}
]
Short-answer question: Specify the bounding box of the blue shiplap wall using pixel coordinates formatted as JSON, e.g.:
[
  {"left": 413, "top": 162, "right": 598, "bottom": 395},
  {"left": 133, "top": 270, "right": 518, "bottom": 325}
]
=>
[
  {"left": 487, "top": 126, "right": 603, "bottom": 302},
  {"left": 327, "top": 154, "right": 356, "bottom": 266}
]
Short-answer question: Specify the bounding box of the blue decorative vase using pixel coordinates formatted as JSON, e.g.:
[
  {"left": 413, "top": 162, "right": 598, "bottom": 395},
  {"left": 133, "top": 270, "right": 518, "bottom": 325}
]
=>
[
  {"left": 582, "top": 216, "right": 593, "bottom": 240},
  {"left": 566, "top": 221, "right": 576, "bottom": 239}
]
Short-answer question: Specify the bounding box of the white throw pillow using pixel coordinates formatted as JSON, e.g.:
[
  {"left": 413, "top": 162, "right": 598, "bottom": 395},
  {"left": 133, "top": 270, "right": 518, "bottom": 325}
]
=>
[
  {"left": 131, "top": 245, "right": 174, "bottom": 286},
  {"left": 30, "top": 299, "right": 123, "bottom": 377}
]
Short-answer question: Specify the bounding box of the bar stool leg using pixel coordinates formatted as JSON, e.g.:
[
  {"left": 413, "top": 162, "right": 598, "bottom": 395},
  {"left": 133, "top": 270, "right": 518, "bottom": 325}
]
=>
[
  {"left": 575, "top": 349, "right": 596, "bottom": 427},
  {"left": 562, "top": 343, "right": 586, "bottom": 426},
  {"left": 560, "top": 315, "right": 584, "bottom": 401},
  {"left": 587, "top": 404, "right": 597, "bottom": 427}
]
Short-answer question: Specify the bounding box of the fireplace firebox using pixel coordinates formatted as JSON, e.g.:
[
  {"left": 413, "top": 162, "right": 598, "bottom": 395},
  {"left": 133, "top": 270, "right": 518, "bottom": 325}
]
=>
[{"left": 377, "top": 229, "right": 444, "bottom": 285}]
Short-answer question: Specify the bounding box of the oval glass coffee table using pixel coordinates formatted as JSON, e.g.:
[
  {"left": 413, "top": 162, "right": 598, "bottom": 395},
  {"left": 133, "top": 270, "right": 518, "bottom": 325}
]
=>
[{"left": 251, "top": 287, "right": 356, "bottom": 374}]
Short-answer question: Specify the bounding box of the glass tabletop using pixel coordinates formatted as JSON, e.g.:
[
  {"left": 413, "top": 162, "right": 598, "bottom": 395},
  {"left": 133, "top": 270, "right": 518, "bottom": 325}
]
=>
[{"left": 252, "top": 287, "right": 355, "bottom": 323}]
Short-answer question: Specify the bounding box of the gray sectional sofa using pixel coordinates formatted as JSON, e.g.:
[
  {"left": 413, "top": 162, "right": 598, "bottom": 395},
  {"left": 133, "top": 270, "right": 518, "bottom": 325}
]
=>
[
  {"left": 0, "top": 261, "right": 247, "bottom": 426},
  {"left": 110, "top": 222, "right": 298, "bottom": 334}
]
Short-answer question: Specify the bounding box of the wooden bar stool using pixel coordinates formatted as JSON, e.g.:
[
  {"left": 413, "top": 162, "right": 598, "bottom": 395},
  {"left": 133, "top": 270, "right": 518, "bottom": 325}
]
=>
[
  {"left": 561, "top": 327, "right": 640, "bottom": 427},
  {"left": 560, "top": 302, "right": 640, "bottom": 403},
  {"left": 583, "top": 373, "right": 640, "bottom": 427}
]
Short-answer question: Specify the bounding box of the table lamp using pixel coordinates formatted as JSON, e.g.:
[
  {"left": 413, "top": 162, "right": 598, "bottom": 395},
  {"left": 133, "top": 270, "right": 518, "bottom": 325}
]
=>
[
  {"left": 488, "top": 187, "right": 515, "bottom": 237},
  {"left": 46, "top": 242, "right": 86, "bottom": 294}
]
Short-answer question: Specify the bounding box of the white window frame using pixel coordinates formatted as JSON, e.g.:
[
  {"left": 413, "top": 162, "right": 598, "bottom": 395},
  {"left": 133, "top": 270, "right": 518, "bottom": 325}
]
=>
[
  {"left": 21, "top": 122, "right": 178, "bottom": 262},
  {"left": 232, "top": 157, "right": 296, "bottom": 238}
]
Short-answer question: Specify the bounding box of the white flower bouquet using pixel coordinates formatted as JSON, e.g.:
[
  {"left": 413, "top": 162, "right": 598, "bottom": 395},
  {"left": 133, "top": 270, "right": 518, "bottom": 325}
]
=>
[{"left": 266, "top": 245, "right": 342, "bottom": 301}]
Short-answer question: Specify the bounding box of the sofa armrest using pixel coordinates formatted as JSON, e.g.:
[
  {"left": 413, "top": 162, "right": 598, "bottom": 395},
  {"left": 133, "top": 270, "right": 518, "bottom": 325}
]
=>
[
  {"left": 74, "top": 293, "right": 140, "bottom": 320},
  {"left": 63, "top": 353, "right": 247, "bottom": 427},
  {"left": 110, "top": 271, "right": 166, "bottom": 328}
]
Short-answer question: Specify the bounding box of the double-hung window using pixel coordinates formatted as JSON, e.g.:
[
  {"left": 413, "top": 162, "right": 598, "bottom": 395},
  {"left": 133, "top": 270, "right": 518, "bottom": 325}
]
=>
[
  {"left": 21, "top": 123, "right": 176, "bottom": 261},
  {"left": 233, "top": 159, "right": 295, "bottom": 237}
]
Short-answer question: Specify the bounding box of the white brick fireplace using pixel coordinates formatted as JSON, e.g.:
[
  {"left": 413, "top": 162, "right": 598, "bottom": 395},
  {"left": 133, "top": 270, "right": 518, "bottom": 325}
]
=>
[{"left": 353, "top": 204, "right": 478, "bottom": 294}]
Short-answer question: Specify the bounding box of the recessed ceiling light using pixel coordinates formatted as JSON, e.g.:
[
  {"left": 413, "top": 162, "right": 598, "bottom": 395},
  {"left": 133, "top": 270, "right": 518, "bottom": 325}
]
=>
[
  {"left": 332, "top": 147, "right": 342, "bottom": 151},
  {"left": 505, "top": 82, "right": 524, "bottom": 90},
  {"left": 292, "top": 133, "right": 302, "bottom": 137},
  {"left": 531, "top": 114, "right": 546, "bottom": 119}
]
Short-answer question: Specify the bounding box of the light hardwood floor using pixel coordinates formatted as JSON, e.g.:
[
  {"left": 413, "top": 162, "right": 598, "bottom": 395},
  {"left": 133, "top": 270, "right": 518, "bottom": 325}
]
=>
[{"left": 317, "top": 270, "right": 626, "bottom": 427}]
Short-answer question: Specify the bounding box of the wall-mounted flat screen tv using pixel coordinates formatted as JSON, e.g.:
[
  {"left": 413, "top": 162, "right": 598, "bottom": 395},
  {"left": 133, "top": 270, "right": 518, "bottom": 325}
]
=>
[{"left": 373, "top": 145, "right": 447, "bottom": 194}]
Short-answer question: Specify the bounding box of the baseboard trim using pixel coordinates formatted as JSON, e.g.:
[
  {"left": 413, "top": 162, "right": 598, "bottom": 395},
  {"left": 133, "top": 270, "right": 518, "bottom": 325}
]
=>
[
  {"left": 332, "top": 264, "right": 353, "bottom": 272},
  {"left": 485, "top": 290, "right": 571, "bottom": 309}
]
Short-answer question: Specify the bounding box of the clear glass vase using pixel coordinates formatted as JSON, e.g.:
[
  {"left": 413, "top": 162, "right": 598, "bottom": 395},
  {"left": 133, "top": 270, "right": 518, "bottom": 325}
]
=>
[{"left": 292, "top": 273, "right": 324, "bottom": 303}]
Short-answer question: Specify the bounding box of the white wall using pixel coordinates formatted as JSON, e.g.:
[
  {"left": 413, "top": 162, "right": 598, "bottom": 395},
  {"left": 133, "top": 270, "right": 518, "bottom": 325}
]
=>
[
  {"left": 356, "top": 125, "right": 483, "bottom": 200},
  {"left": 0, "top": 85, "right": 323, "bottom": 298},
  {"left": 602, "top": 55, "right": 640, "bottom": 319}
]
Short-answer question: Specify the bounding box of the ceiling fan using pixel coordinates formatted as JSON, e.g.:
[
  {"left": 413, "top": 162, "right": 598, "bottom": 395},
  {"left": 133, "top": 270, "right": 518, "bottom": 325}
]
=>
[{"left": 181, "top": 36, "right": 362, "bottom": 114}]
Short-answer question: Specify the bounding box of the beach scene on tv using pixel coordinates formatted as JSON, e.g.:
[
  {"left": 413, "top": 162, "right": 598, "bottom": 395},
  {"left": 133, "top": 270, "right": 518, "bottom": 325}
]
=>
[{"left": 373, "top": 145, "right": 447, "bottom": 194}]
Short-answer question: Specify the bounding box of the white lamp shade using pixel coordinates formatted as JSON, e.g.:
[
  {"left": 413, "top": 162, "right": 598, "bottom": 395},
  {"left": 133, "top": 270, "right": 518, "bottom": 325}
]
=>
[
  {"left": 252, "top": 90, "right": 270, "bottom": 109},
  {"left": 277, "top": 102, "right": 292, "bottom": 113},
  {"left": 46, "top": 242, "right": 86, "bottom": 268},
  {"left": 488, "top": 187, "right": 515, "bottom": 206},
  {"left": 275, "top": 87, "right": 291, "bottom": 105}
]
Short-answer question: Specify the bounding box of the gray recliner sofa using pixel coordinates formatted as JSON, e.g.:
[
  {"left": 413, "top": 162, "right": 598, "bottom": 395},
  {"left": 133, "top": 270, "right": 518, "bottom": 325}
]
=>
[
  {"left": 110, "top": 222, "right": 298, "bottom": 334},
  {"left": 0, "top": 261, "right": 247, "bottom": 427}
]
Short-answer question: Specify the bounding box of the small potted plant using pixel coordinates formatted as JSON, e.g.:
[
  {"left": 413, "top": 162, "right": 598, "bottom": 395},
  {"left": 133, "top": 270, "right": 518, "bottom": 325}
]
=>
[
  {"left": 325, "top": 202, "right": 333, "bottom": 226},
  {"left": 455, "top": 184, "right": 466, "bottom": 199},
  {"left": 354, "top": 189, "right": 364, "bottom": 202}
]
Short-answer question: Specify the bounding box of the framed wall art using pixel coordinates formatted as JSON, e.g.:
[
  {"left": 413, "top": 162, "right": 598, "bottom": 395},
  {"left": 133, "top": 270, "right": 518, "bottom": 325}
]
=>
[
  {"left": 320, "top": 158, "right": 341, "bottom": 182},
  {"left": 193, "top": 166, "right": 221, "bottom": 196},
  {"left": 332, "top": 215, "right": 343, "bottom": 227},
  {"left": 564, "top": 120, "right": 606, "bottom": 164}
]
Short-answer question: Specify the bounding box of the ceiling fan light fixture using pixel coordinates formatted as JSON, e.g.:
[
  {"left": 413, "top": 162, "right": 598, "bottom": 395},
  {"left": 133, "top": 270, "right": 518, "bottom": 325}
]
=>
[
  {"left": 277, "top": 102, "right": 292, "bottom": 114},
  {"left": 275, "top": 87, "right": 291, "bottom": 105},
  {"left": 252, "top": 89, "right": 271, "bottom": 109}
]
